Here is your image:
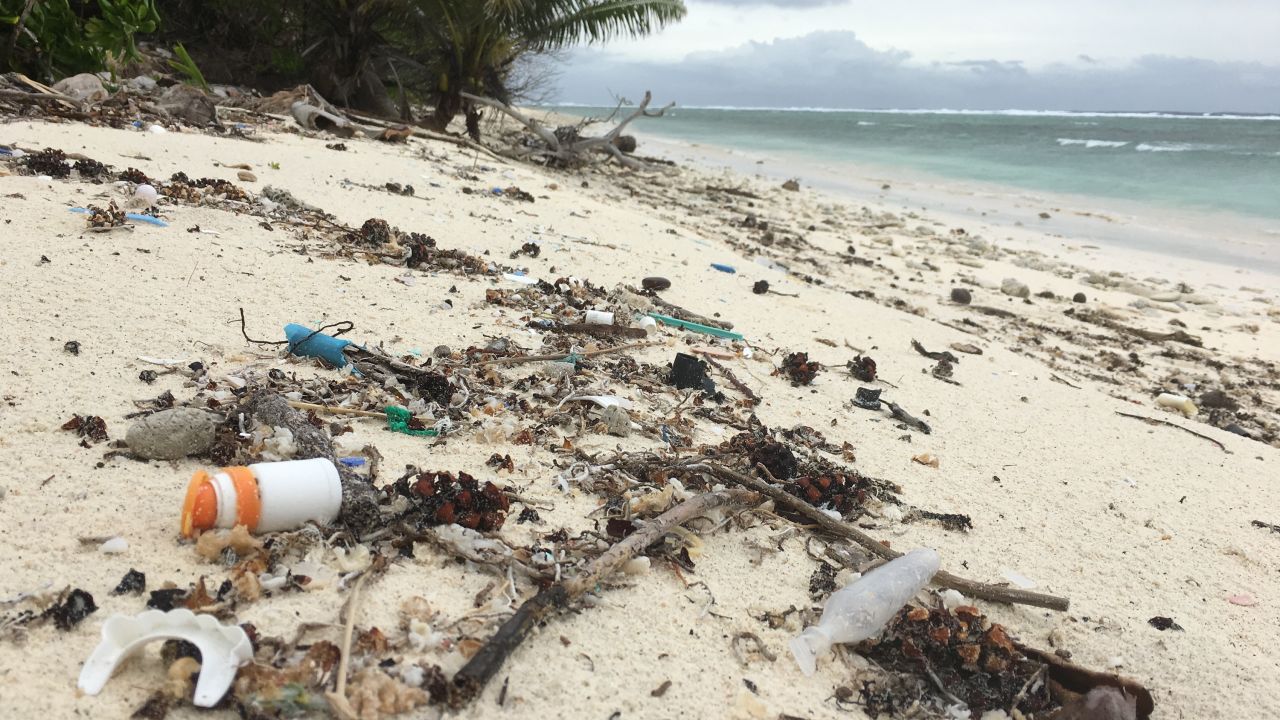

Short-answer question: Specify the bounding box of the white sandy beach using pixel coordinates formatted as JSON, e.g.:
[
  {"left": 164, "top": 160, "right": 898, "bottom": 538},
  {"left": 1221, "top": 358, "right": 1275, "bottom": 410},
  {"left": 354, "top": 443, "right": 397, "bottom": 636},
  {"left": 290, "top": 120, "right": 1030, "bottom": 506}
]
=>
[{"left": 1, "top": 114, "right": 1278, "bottom": 720}]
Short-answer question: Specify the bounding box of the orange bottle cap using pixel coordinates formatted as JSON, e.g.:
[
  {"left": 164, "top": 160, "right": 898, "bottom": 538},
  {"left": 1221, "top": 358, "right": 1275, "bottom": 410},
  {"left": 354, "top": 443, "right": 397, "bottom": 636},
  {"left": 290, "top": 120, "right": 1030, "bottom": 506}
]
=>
[
  {"left": 181, "top": 467, "right": 263, "bottom": 537},
  {"left": 181, "top": 470, "right": 218, "bottom": 538}
]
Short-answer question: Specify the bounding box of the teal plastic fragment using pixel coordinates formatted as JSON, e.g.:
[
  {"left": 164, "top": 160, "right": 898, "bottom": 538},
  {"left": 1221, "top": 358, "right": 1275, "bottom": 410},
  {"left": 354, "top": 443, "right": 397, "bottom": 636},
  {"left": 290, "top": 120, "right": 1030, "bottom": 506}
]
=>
[
  {"left": 385, "top": 405, "right": 439, "bottom": 437},
  {"left": 647, "top": 313, "right": 745, "bottom": 341}
]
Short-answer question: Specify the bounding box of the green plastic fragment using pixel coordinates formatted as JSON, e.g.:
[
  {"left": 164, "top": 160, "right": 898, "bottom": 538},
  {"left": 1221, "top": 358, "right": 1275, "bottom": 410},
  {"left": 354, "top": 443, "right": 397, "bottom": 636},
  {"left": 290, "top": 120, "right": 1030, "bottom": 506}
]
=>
[
  {"left": 385, "top": 405, "right": 439, "bottom": 437},
  {"left": 647, "top": 313, "right": 745, "bottom": 341}
]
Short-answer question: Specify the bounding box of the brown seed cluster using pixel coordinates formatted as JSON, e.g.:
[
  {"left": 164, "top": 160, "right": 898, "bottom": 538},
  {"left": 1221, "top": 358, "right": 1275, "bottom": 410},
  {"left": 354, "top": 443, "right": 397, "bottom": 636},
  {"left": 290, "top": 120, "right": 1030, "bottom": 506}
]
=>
[
  {"left": 865, "top": 605, "right": 1053, "bottom": 717},
  {"left": 790, "top": 471, "right": 871, "bottom": 516},
  {"left": 396, "top": 471, "right": 511, "bottom": 532},
  {"left": 85, "top": 202, "right": 126, "bottom": 228},
  {"left": 23, "top": 147, "right": 71, "bottom": 177},
  {"left": 779, "top": 352, "right": 821, "bottom": 386}
]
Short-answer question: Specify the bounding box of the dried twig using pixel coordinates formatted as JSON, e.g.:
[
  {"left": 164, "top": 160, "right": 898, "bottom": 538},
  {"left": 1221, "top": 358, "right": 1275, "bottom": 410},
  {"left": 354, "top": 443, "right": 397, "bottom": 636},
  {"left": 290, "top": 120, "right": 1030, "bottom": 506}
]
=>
[
  {"left": 704, "top": 463, "right": 1070, "bottom": 611},
  {"left": 325, "top": 573, "right": 367, "bottom": 719},
  {"left": 449, "top": 488, "right": 759, "bottom": 706},
  {"left": 479, "top": 341, "right": 658, "bottom": 367},
  {"left": 701, "top": 354, "right": 760, "bottom": 405},
  {"left": 1114, "top": 411, "right": 1229, "bottom": 453}
]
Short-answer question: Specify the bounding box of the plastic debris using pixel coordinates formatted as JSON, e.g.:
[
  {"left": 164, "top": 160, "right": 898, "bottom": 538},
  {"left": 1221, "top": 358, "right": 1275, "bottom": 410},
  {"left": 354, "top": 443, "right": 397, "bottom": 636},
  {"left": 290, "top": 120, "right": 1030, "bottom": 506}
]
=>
[
  {"left": 648, "top": 313, "right": 745, "bottom": 341},
  {"left": 181, "top": 458, "right": 343, "bottom": 537},
  {"left": 1155, "top": 392, "right": 1197, "bottom": 418},
  {"left": 385, "top": 405, "right": 441, "bottom": 437},
  {"left": 78, "top": 609, "right": 253, "bottom": 707},
  {"left": 790, "top": 547, "right": 940, "bottom": 675},
  {"left": 285, "top": 323, "right": 352, "bottom": 367},
  {"left": 98, "top": 537, "right": 129, "bottom": 554},
  {"left": 711, "top": 263, "right": 737, "bottom": 274},
  {"left": 670, "top": 353, "right": 715, "bottom": 393}
]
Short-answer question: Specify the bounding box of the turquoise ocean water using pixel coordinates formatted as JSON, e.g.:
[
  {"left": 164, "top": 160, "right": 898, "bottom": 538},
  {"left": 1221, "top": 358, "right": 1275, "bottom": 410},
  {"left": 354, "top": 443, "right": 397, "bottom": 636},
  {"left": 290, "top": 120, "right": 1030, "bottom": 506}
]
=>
[{"left": 555, "top": 107, "right": 1280, "bottom": 222}]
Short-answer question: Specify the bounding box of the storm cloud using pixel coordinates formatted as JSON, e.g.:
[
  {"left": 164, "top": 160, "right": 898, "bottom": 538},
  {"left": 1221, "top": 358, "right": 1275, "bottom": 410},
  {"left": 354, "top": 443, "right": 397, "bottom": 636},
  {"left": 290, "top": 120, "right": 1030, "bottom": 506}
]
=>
[{"left": 554, "top": 31, "right": 1280, "bottom": 113}]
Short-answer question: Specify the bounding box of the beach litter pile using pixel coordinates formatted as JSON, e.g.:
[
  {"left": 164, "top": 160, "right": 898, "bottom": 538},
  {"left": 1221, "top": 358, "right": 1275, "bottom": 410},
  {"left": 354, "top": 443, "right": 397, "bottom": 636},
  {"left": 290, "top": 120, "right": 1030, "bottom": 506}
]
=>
[{"left": 2, "top": 68, "right": 1275, "bottom": 720}]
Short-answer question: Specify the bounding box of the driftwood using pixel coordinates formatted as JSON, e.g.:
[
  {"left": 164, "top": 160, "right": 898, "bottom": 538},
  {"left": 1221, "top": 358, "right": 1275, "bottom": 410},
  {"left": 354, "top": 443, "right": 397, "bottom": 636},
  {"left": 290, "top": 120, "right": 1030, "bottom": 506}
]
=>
[
  {"left": 1070, "top": 310, "right": 1202, "bottom": 347},
  {"left": 704, "top": 463, "right": 1071, "bottom": 611},
  {"left": 449, "top": 487, "right": 759, "bottom": 706},
  {"left": 631, "top": 287, "right": 734, "bottom": 331},
  {"left": 461, "top": 90, "right": 674, "bottom": 170},
  {"left": 243, "top": 392, "right": 382, "bottom": 535}
]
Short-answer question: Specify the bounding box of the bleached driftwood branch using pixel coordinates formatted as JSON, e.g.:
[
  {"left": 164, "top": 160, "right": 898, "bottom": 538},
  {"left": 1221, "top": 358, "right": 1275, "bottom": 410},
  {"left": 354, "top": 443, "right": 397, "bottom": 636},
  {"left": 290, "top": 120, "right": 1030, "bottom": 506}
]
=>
[{"left": 461, "top": 90, "right": 675, "bottom": 170}]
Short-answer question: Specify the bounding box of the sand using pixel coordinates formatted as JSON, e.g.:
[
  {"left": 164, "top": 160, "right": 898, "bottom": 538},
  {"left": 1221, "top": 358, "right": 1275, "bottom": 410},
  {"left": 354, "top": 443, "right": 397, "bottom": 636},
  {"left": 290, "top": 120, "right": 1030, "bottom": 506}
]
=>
[{"left": 0, "top": 112, "right": 1277, "bottom": 720}]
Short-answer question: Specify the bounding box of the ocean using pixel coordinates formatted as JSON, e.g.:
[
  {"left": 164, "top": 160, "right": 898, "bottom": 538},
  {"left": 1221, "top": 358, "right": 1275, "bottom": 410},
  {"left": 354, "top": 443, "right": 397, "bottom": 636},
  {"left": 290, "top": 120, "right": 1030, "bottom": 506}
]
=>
[{"left": 553, "top": 107, "right": 1280, "bottom": 222}]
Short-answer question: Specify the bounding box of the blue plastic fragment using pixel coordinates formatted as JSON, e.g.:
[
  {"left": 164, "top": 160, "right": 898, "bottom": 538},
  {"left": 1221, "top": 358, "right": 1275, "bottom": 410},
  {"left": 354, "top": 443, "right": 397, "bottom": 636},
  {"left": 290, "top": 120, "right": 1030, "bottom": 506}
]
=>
[
  {"left": 338, "top": 457, "right": 367, "bottom": 467},
  {"left": 126, "top": 213, "right": 168, "bottom": 227},
  {"left": 710, "top": 263, "right": 736, "bottom": 274},
  {"left": 68, "top": 207, "right": 169, "bottom": 227},
  {"left": 285, "top": 323, "right": 353, "bottom": 367}
]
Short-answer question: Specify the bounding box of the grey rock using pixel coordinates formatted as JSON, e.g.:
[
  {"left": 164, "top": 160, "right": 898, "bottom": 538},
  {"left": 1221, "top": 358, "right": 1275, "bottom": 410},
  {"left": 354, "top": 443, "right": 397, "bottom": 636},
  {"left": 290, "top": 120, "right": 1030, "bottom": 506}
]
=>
[
  {"left": 601, "top": 405, "right": 631, "bottom": 437},
  {"left": 1000, "top": 277, "right": 1030, "bottom": 298},
  {"left": 126, "top": 407, "right": 219, "bottom": 460},
  {"left": 52, "top": 73, "right": 108, "bottom": 103},
  {"left": 1072, "top": 292, "right": 1087, "bottom": 303},
  {"left": 156, "top": 84, "right": 219, "bottom": 126},
  {"left": 949, "top": 287, "right": 972, "bottom": 305}
]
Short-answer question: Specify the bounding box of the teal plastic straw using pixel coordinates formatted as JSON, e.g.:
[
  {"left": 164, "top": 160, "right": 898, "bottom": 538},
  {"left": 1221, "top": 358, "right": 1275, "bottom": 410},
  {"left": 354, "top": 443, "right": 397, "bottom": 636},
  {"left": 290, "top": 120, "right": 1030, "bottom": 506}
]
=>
[{"left": 647, "top": 313, "right": 744, "bottom": 341}]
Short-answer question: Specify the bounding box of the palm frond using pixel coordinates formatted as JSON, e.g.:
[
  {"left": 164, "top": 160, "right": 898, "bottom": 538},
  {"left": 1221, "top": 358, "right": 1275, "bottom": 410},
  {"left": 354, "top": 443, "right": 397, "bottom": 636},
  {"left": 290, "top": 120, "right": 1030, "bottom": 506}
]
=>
[{"left": 522, "top": 0, "right": 686, "bottom": 51}]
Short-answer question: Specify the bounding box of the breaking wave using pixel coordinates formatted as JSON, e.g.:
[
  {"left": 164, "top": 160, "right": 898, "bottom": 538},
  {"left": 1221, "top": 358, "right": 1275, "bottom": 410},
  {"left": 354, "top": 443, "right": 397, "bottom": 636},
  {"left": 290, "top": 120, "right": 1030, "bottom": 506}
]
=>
[{"left": 1057, "top": 138, "right": 1129, "bottom": 148}]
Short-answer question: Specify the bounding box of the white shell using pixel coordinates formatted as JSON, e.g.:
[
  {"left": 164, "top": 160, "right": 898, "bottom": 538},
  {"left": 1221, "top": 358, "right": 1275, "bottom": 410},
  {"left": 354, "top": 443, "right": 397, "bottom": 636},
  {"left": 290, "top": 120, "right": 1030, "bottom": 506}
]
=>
[{"left": 78, "top": 609, "right": 252, "bottom": 707}]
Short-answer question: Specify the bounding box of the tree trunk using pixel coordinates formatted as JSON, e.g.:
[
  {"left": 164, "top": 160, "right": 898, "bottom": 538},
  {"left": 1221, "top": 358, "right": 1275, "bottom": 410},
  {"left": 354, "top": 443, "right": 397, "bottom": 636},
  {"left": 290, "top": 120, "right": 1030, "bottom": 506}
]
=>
[{"left": 426, "top": 90, "right": 463, "bottom": 133}]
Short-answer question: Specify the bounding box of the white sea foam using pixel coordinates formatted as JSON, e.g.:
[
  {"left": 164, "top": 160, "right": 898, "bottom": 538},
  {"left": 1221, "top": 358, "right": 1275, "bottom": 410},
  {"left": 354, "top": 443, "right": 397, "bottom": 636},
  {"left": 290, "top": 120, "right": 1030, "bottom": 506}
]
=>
[
  {"left": 1057, "top": 138, "right": 1129, "bottom": 148},
  {"left": 1134, "top": 142, "right": 1213, "bottom": 153}
]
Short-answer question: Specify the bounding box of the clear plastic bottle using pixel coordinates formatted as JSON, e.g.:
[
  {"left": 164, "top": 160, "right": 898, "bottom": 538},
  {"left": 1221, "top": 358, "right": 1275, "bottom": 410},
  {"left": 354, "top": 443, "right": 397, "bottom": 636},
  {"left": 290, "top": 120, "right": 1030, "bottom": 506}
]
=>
[{"left": 790, "top": 547, "right": 940, "bottom": 675}]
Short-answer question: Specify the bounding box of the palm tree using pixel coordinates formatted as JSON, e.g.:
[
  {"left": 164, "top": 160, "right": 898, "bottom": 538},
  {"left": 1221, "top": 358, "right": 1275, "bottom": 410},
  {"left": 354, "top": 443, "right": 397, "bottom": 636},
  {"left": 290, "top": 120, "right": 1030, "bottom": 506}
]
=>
[{"left": 407, "top": 0, "right": 686, "bottom": 137}]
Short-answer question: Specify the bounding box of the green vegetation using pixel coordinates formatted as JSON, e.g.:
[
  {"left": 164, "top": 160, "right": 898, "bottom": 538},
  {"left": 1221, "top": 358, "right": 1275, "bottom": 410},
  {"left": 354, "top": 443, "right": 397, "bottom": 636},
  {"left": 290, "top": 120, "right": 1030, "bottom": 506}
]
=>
[
  {"left": 1, "top": 0, "right": 159, "bottom": 80},
  {"left": 3, "top": 1, "right": 684, "bottom": 138},
  {"left": 161, "top": 0, "right": 685, "bottom": 136},
  {"left": 168, "top": 42, "right": 209, "bottom": 92}
]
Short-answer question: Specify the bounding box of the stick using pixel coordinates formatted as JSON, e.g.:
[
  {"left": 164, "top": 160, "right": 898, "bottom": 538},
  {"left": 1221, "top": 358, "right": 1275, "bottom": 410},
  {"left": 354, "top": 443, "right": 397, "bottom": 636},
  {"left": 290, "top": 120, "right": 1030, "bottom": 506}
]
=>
[
  {"left": 286, "top": 400, "right": 387, "bottom": 419},
  {"left": 449, "top": 488, "right": 759, "bottom": 706},
  {"left": 704, "top": 464, "right": 1070, "bottom": 611},
  {"left": 1114, "top": 411, "right": 1229, "bottom": 453},
  {"left": 325, "top": 573, "right": 367, "bottom": 719},
  {"left": 641, "top": 291, "right": 734, "bottom": 331},
  {"left": 700, "top": 355, "right": 760, "bottom": 405},
  {"left": 479, "top": 341, "right": 658, "bottom": 367}
]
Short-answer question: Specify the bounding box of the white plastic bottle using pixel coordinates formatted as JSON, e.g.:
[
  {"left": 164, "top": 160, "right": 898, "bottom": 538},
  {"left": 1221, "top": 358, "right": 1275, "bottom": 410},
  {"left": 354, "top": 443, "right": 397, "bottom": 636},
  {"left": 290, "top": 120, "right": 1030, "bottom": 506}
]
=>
[
  {"left": 181, "top": 457, "right": 343, "bottom": 537},
  {"left": 790, "top": 547, "right": 940, "bottom": 675}
]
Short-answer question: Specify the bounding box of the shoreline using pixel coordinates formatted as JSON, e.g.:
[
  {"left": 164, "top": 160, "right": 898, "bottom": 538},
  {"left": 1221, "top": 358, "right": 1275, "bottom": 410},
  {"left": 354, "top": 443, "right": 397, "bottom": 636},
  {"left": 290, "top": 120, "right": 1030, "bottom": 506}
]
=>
[{"left": 629, "top": 128, "right": 1280, "bottom": 281}]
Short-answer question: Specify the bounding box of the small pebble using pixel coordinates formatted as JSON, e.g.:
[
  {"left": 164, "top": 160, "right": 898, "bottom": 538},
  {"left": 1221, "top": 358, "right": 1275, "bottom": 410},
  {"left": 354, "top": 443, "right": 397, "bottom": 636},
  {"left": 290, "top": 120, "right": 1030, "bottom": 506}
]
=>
[
  {"left": 1072, "top": 292, "right": 1087, "bottom": 303},
  {"left": 753, "top": 280, "right": 769, "bottom": 295},
  {"left": 64, "top": 340, "right": 81, "bottom": 355},
  {"left": 950, "top": 288, "right": 972, "bottom": 304},
  {"left": 432, "top": 345, "right": 452, "bottom": 358},
  {"left": 641, "top": 276, "right": 671, "bottom": 292},
  {"left": 99, "top": 537, "right": 128, "bottom": 554},
  {"left": 237, "top": 170, "right": 257, "bottom": 182}
]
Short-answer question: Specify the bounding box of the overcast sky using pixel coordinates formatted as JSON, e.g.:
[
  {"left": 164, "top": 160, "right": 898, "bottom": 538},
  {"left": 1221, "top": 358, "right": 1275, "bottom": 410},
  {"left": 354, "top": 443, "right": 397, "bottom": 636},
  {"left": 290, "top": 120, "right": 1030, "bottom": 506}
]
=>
[{"left": 552, "top": 0, "right": 1280, "bottom": 112}]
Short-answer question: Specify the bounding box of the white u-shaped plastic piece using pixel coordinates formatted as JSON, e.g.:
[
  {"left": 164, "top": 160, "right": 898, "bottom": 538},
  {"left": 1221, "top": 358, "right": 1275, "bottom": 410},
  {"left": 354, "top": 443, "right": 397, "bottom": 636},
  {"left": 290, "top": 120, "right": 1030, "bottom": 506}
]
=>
[{"left": 78, "top": 609, "right": 253, "bottom": 707}]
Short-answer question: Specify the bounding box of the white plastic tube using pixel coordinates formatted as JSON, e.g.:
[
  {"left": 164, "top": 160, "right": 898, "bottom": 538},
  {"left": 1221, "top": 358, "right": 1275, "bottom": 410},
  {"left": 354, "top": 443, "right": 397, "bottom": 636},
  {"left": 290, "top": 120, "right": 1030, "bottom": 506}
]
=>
[
  {"left": 790, "top": 547, "right": 940, "bottom": 676},
  {"left": 584, "top": 309, "right": 615, "bottom": 325}
]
